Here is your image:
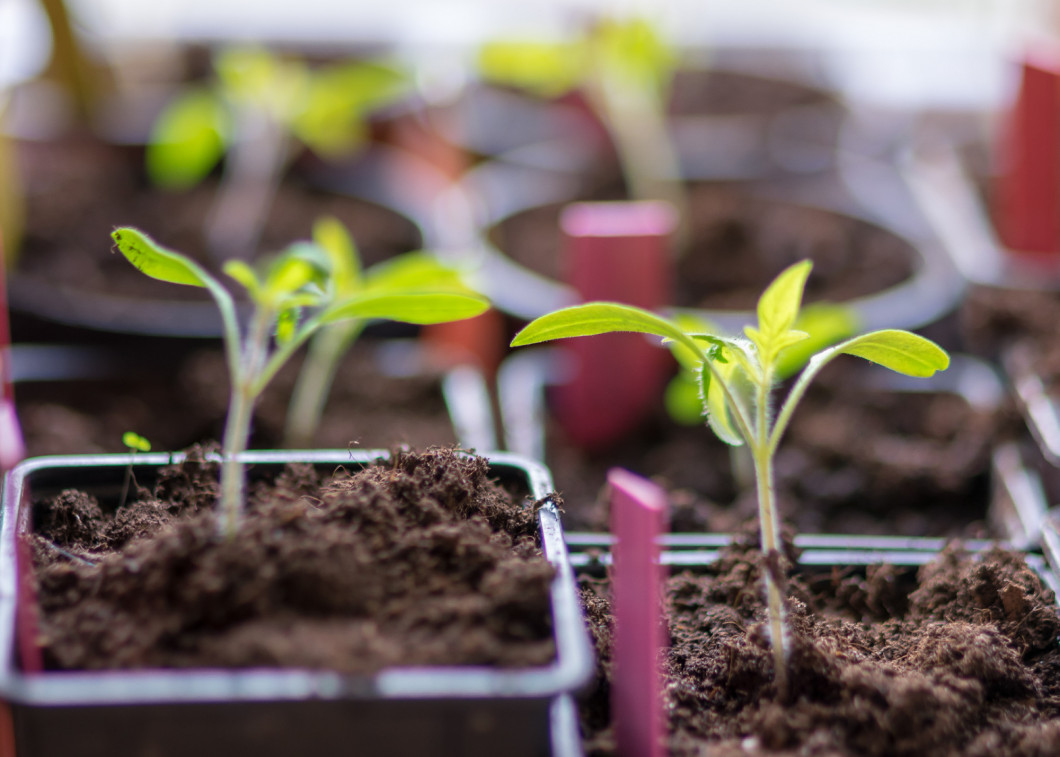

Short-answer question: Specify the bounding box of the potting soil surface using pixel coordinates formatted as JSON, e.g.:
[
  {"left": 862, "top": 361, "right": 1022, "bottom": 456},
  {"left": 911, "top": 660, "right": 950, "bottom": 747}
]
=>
[
  {"left": 31, "top": 447, "right": 555, "bottom": 671},
  {"left": 579, "top": 529, "right": 1060, "bottom": 756},
  {"left": 550, "top": 361, "right": 1007, "bottom": 537}
]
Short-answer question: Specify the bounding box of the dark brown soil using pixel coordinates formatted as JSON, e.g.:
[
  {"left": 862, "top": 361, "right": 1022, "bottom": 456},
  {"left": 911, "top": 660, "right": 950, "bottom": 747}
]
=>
[
  {"left": 550, "top": 361, "right": 1007, "bottom": 537},
  {"left": 668, "top": 69, "right": 836, "bottom": 118},
  {"left": 30, "top": 447, "right": 555, "bottom": 672},
  {"left": 493, "top": 183, "right": 916, "bottom": 311},
  {"left": 12, "top": 135, "right": 420, "bottom": 307},
  {"left": 16, "top": 343, "right": 457, "bottom": 457},
  {"left": 961, "top": 286, "right": 1060, "bottom": 390},
  {"left": 578, "top": 534, "right": 1060, "bottom": 756}
]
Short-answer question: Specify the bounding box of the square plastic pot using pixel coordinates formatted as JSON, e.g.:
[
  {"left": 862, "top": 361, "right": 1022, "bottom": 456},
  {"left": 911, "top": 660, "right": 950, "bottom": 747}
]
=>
[{"left": 0, "top": 450, "right": 594, "bottom": 757}]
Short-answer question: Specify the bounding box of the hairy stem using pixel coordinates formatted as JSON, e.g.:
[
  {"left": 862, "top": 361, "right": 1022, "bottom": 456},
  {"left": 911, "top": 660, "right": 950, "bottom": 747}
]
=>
[
  {"left": 754, "top": 365, "right": 789, "bottom": 699},
  {"left": 218, "top": 308, "right": 272, "bottom": 538},
  {"left": 283, "top": 321, "right": 364, "bottom": 448}
]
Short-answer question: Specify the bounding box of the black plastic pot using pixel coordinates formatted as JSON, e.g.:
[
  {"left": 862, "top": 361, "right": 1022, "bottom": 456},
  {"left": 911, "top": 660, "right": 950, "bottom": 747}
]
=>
[{"left": 0, "top": 449, "right": 594, "bottom": 757}]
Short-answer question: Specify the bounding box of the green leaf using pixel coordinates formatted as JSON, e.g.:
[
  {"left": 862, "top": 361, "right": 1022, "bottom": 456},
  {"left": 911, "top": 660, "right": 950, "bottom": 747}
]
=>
[
  {"left": 275, "top": 307, "right": 300, "bottom": 344},
  {"left": 701, "top": 347, "right": 745, "bottom": 446},
  {"left": 510, "top": 302, "right": 703, "bottom": 359},
  {"left": 223, "top": 260, "right": 261, "bottom": 299},
  {"left": 589, "top": 16, "right": 675, "bottom": 97},
  {"left": 313, "top": 216, "right": 361, "bottom": 293},
  {"left": 666, "top": 313, "right": 719, "bottom": 372},
  {"left": 291, "top": 61, "right": 408, "bottom": 156},
  {"left": 146, "top": 88, "right": 228, "bottom": 189},
  {"left": 122, "top": 431, "right": 151, "bottom": 452},
  {"left": 477, "top": 40, "right": 582, "bottom": 98},
  {"left": 111, "top": 228, "right": 214, "bottom": 288},
  {"left": 832, "top": 330, "right": 950, "bottom": 377},
  {"left": 664, "top": 373, "right": 704, "bottom": 426},
  {"left": 321, "top": 291, "right": 489, "bottom": 325},
  {"left": 753, "top": 260, "right": 812, "bottom": 353},
  {"left": 775, "top": 303, "right": 860, "bottom": 380},
  {"left": 363, "top": 252, "right": 469, "bottom": 294}
]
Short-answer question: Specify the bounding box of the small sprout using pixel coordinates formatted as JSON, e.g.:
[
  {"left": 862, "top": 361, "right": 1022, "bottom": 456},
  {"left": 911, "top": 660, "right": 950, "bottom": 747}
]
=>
[
  {"left": 122, "top": 432, "right": 152, "bottom": 453},
  {"left": 284, "top": 217, "right": 482, "bottom": 448},
  {"left": 119, "top": 431, "right": 152, "bottom": 509},
  {"left": 112, "top": 226, "right": 489, "bottom": 538},
  {"left": 146, "top": 46, "right": 410, "bottom": 260},
  {"left": 511, "top": 260, "right": 949, "bottom": 699},
  {"left": 478, "top": 15, "right": 687, "bottom": 247}
]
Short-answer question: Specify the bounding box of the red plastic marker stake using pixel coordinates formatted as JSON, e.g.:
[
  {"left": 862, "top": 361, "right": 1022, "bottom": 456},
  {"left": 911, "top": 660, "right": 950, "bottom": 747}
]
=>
[
  {"left": 555, "top": 201, "right": 674, "bottom": 450},
  {"left": 609, "top": 468, "right": 668, "bottom": 757},
  {"left": 0, "top": 234, "right": 23, "bottom": 472},
  {"left": 995, "top": 54, "right": 1060, "bottom": 260}
]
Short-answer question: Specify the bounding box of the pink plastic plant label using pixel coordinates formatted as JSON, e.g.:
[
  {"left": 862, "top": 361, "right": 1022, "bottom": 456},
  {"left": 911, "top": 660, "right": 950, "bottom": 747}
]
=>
[
  {"left": 608, "top": 467, "right": 668, "bottom": 757},
  {"left": 555, "top": 201, "right": 675, "bottom": 450}
]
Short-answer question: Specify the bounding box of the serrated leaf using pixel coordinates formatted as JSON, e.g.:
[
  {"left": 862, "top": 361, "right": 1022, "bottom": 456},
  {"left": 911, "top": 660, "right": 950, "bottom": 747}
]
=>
[
  {"left": 264, "top": 257, "right": 318, "bottom": 300},
  {"left": 146, "top": 88, "right": 228, "bottom": 189},
  {"left": 833, "top": 329, "right": 950, "bottom": 377},
  {"left": 321, "top": 292, "right": 489, "bottom": 325},
  {"left": 755, "top": 260, "right": 812, "bottom": 349},
  {"left": 511, "top": 302, "right": 702, "bottom": 357},
  {"left": 112, "top": 228, "right": 213, "bottom": 288}
]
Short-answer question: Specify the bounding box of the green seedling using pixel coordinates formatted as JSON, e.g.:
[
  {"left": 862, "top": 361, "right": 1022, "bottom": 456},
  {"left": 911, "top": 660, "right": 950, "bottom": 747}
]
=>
[
  {"left": 111, "top": 226, "right": 488, "bottom": 538},
  {"left": 511, "top": 260, "right": 949, "bottom": 697},
  {"left": 478, "top": 15, "right": 687, "bottom": 246},
  {"left": 284, "top": 217, "right": 480, "bottom": 447},
  {"left": 147, "top": 46, "right": 409, "bottom": 260},
  {"left": 118, "top": 432, "right": 151, "bottom": 510}
]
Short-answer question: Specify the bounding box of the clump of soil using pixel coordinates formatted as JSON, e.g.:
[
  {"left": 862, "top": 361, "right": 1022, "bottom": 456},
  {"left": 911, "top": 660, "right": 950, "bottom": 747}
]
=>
[
  {"left": 30, "top": 447, "right": 555, "bottom": 672},
  {"left": 493, "top": 184, "right": 915, "bottom": 312},
  {"left": 550, "top": 361, "right": 1006, "bottom": 537},
  {"left": 578, "top": 533, "right": 1060, "bottom": 756}
]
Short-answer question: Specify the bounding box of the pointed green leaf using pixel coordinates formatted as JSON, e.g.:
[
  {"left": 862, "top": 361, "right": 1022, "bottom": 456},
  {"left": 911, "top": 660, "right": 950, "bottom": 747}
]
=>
[
  {"left": 833, "top": 329, "right": 950, "bottom": 377},
  {"left": 112, "top": 228, "right": 214, "bottom": 288},
  {"left": 223, "top": 260, "right": 261, "bottom": 299},
  {"left": 511, "top": 302, "right": 704, "bottom": 359},
  {"left": 756, "top": 260, "right": 812, "bottom": 345},
  {"left": 313, "top": 217, "right": 361, "bottom": 293},
  {"left": 363, "top": 252, "right": 470, "bottom": 294},
  {"left": 146, "top": 88, "right": 228, "bottom": 189},
  {"left": 775, "top": 303, "right": 860, "bottom": 380},
  {"left": 321, "top": 292, "right": 489, "bottom": 325}
]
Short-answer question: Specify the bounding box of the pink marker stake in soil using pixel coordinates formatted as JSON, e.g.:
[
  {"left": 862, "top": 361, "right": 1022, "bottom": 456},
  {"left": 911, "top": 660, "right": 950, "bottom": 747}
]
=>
[
  {"left": 609, "top": 468, "right": 668, "bottom": 757},
  {"left": 557, "top": 201, "right": 674, "bottom": 450},
  {"left": 995, "top": 54, "right": 1060, "bottom": 262}
]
